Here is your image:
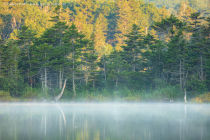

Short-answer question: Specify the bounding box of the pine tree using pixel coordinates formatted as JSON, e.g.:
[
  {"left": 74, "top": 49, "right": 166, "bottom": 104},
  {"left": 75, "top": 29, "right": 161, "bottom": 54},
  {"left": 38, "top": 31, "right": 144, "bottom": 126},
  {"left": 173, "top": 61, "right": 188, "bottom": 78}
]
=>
[
  {"left": 107, "top": 50, "right": 127, "bottom": 87},
  {"left": 63, "top": 23, "right": 85, "bottom": 99},
  {"left": 188, "top": 12, "right": 205, "bottom": 82},
  {"left": 16, "top": 25, "right": 37, "bottom": 87},
  {"left": 0, "top": 39, "right": 4, "bottom": 76},
  {"left": 81, "top": 33, "right": 98, "bottom": 88},
  {"left": 2, "top": 39, "right": 24, "bottom": 96},
  {"left": 166, "top": 29, "right": 189, "bottom": 91},
  {"left": 88, "top": 34, "right": 98, "bottom": 89},
  {"left": 142, "top": 34, "right": 166, "bottom": 82},
  {"left": 151, "top": 14, "right": 184, "bottom": 42},
  {"left": 203, "top": 17, "right": 210, "bottom": 89},
  {"left": 121, "top": 24, "right": 144, "bottom": 72},
  {"left": 36, "top": 43, "right": 53, "bottom": 95},
  {"left": 40, "top": 5, "right": 68, "bottom": 89}
]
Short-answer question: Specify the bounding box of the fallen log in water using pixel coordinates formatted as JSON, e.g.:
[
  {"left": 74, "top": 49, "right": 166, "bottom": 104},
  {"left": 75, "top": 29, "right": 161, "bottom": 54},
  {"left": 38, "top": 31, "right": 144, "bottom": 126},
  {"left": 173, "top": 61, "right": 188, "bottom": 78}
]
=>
[{"left": 54, "top": 78, "right": 67, "bottom": 102}]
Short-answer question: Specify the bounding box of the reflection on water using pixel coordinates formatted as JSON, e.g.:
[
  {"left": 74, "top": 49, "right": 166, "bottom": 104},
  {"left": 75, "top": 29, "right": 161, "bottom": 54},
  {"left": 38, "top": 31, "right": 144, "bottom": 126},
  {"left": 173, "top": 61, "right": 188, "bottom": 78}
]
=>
[{"left": 0, "top": 103, "right": 210, "bottom": 140}]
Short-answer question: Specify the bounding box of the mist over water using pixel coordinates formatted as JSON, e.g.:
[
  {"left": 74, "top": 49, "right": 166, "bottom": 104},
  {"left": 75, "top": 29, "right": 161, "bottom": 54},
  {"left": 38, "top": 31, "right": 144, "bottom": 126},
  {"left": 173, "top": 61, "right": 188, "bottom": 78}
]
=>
[{"left": 0, "top": 103, "right": 209, "bottom": 140}]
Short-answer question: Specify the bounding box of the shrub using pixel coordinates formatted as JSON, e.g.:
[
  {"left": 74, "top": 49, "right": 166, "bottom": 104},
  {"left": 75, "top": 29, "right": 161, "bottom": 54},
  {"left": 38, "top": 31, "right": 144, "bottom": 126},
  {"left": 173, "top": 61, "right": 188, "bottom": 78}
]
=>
[
  {"left": 121, "top": 93, "right": 140, "bottom": 102},
  {"left": 0, "top": 90, "right": 19, "bottom": 101},
  {"left": 191, "top": 92, "right": 210, "bottom": 103}
]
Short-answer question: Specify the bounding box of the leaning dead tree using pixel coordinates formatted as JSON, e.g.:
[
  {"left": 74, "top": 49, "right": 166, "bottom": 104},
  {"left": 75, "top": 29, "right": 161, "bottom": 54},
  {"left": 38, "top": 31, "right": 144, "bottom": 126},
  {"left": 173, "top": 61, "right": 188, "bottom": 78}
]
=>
[{"left": 54, "top": 78, "right": 67, "bottom": 102}]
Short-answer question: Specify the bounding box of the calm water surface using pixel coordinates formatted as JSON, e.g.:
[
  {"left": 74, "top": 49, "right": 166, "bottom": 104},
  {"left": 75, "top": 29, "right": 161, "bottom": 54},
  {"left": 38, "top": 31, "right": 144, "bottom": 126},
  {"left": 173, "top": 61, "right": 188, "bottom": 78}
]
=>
[{"left": 0, "top": 103, "right": 210, "bottom": 140}]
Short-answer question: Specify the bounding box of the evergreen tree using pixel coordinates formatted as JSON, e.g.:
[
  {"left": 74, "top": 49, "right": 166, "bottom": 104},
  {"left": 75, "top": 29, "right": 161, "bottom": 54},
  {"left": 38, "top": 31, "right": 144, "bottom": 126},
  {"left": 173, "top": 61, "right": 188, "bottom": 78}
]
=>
[
  {"left": 142, "top": 35, "right": 166, "bottom": 82},
  {"left": 121, "top": 24, "right": 144, "bottom": 72},
  {"left": 151, "top": 14, "right": 185, "bottom": 42},
  {"left": 36, "top": 43, "right": 53, "bottom": 95},
  {"left": 16, "top": 25, "right": 37, "bottom": 87},
  {"left": 107, "top": 50, "right": 128, "bottom": 88},
  {"left": 2, "top": 39, "right": 24, "bottom": 96},
  {"left": 82, "top": 34, "right": 98, "bottom": 88},
  {"left": 188, "top": 12, "right": 205, "bottom": 82},
  {"left": 166, "top": 29, "right": 189, "bottom": 91},
  {"left": 115, "top": 0, "right": 146, "bottom": 51},
  {"left": 39, "top": 5, "right": 68, "bottom": 89},
  {"left": 203, "top": 19, "right": 210, "bottom": 89},
  {"left": 63, "top": 23, "right": 85, "bottom": 99}
]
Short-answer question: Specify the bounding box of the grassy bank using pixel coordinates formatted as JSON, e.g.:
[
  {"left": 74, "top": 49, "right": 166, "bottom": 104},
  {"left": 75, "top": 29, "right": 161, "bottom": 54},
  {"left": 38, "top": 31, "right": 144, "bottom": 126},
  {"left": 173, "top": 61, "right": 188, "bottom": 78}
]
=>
[{"left": 1, "top": 85, "right": 209, "bottom": 103}]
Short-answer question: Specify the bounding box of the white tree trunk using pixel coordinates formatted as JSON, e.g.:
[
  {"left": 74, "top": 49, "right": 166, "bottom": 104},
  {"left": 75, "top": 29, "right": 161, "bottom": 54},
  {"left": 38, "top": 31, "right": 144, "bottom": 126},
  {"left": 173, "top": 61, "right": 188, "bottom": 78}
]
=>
[
  {"left": 103, "top": 55, "right": 106, "bottom": 81},
  {"left": 44, "top": 53, "right": 47, "bottom": 95},
  {"left": 180, "top": 59, "right": 182, "bottom": 91},
  {"left": 59, "top": 70, "right": 62, "bottom": 89},
  {"left": 116, "top": 68, "right": 119, "bottom": 87},
  {"left": 86, "top": 58, "right": 88, "bottom": 86},
  {"left": 73, "top": 51, "right": 76, "bottom": 98},
  {"left": 54, "top": 78, "right": 67, "bottom": 101},
  {"left": 45, "top": 66, "right": 47, "bottom": 94},
  {"left": 184, "top": 89, "right": 187, "bottom": 102}
]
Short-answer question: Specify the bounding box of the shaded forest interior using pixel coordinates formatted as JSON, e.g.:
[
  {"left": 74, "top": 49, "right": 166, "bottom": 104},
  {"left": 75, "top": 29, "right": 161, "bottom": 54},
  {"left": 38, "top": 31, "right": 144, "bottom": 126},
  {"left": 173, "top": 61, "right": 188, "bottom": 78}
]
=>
[{"left": 0, "top": 0, "right": 210, "bottom": 102}]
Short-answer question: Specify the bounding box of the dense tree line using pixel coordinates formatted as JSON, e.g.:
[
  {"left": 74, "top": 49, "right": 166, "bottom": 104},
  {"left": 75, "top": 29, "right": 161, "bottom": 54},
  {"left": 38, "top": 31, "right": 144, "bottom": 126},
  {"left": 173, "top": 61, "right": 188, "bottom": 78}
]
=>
[{"left": 0, "top": 0, "right": 209, "bottom": 100}]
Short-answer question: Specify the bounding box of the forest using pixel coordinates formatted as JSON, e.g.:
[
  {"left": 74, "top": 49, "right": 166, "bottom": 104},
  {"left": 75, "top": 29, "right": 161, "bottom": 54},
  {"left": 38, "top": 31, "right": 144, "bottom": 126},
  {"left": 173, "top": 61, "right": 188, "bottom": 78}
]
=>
[{"left": 0, "top": 0, "right": 210, "bottom": 102}]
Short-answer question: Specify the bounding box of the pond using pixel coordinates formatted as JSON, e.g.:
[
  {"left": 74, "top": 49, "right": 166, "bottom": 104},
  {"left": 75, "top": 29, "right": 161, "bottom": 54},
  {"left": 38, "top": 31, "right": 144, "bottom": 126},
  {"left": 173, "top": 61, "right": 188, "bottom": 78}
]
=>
[{"left": 0, "top": 103, "right": 210, "bottom": 140}]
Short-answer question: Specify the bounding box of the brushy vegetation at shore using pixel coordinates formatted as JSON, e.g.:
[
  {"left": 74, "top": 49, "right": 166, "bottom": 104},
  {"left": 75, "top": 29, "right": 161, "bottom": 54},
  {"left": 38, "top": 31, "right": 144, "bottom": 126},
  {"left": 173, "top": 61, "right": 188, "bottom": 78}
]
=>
[
  {"left": 0, "top": 91, "right": 19, "bottom": 102},
  {"left": 1, "top": 85, "right": 208, "bottom": 103},
  {"left": 191, "top": 92, "right": 210, "bottom": 103},
  {"left": 1, "top": 2, "right": 210, "bottom": 103}
]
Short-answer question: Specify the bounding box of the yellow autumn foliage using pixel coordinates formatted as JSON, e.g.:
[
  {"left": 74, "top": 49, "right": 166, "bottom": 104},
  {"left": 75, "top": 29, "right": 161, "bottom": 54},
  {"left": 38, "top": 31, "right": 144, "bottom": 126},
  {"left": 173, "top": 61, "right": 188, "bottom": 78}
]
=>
[{"left": 191, "top": 92, "right": 210, "bottom": 103}]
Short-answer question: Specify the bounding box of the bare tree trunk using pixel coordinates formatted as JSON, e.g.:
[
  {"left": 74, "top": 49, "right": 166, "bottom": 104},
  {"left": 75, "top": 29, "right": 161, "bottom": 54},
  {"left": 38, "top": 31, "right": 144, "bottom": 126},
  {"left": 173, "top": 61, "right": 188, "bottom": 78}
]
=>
[
  {"left": 0, "top": 53, "right": 1, "bottom": 76},
  {"left": 73, "top": 71, "right": 76, "bottom": 98},
  {"left": 45, "top": 66, "right": 47, "bottom": 95},
  {"left": 85, "top": 58, "right": 88, "bottom": 86},
  {"left": 62, "top": 69, "right": 64, "bottom": 84},
  {"left": 44, "top": 53, "right": 47, "bottom": 95},
  {"left": 159, "top": 48, "right": 161, "bottom": 78},
  {"left": 201, "top": 54, "right": 204, "bottom": 82},
  {"left": 41, "top": 74, "right": 44, "bottom": 94},
  {"left": 15, "top": 55, "right": 17, "bottom": 79},
  {"left": 54, "top": 78, "right": 67, "bottom": 101},
  {"left": 34, "top": 76, "right": 35, "bottom": 88},
  {"left": 73, "top": 52, "right": 76, "bottom": 99},
  {"left": 93, "top": 75, "right": 95, "bottom": 89},
  {"left": 204, "top": 72, "right": 206, "bottom": 80},
  {"left": 103, "top": 55, "right": 106, "bottom": 81},
  {"left": 116, "top": 68, "right": 119, "bottom": 87},
  {"left": 11, "top": 17, "right": 17, "bottom": 30},
  {"left": 28, "top": 40, "right": 32, "bottom": 87},
  {"left": 116, "top": 77, "right": 118, "bottom": 87},
  {"left": 133, "top": 54, "right": 135, "bottom": 72},
  {"left": 59, "top": 70, "right": 62, "bottom": 89},
  {"left": 184, "top": 89, "right": 187, "bottom": 102},
  {"left": 49, "top": 77, "right": 51, "bottom": 89},
  {"left": 28, "top": 69, "right": 29, "bottom": 87},
  {"left": 145, "top": 27, "right": 148, "bottom": 35},
  {"left": 180, "top": 59, "right": 182, "bottom": 91},
  {"left": 80, "top": 56, "right": 82, "bottom": 84}
]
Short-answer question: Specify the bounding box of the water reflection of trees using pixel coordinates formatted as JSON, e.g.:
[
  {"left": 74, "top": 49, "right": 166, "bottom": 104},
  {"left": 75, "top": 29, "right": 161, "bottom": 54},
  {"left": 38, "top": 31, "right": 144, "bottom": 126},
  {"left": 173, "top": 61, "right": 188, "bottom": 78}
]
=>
[{"left": 0, "top": 104, "right": 210, "bottom": 140}]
